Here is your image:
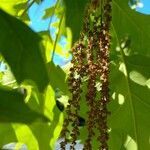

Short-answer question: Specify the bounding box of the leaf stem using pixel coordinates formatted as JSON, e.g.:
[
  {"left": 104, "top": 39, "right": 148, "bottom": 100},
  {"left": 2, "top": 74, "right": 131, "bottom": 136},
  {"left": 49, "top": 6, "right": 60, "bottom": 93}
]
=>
[
  {"left": 47, "top": 0, "right": 60, "bottom": 35},
  {"left": 51, "top": 13, "right": 64, "bottom": 61},
  {"left": 111, "top": 22, "right": 138, "bottom": 147},
  {"left": 21, "top": 0, "right": 35, "bottom": 17}
]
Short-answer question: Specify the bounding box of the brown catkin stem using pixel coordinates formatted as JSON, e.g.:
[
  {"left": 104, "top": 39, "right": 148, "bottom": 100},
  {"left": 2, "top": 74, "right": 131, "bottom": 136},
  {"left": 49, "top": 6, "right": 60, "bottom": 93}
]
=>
[
  {"left": 84, "top": 38, "right": 97, "bottom": 150},
  {"left": 70, "top": 42, "right": 85, "bottom": 149},
  {"left": 83, "top": 8, "right": 99, "bottom": 150},
  {"left": 97, "top": 0, "right": 112, "bottom": 149},
  {"left": 60, "top": 38, "right": 86, "bottom": 150}
]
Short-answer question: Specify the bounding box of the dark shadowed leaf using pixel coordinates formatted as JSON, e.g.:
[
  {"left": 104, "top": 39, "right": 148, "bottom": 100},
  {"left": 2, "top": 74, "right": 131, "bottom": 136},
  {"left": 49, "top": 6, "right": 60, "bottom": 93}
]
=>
[
  {"left": 63, "top": 0, "right": 89, "bottom": 43},
  {"left": 0, "top": 87, "right": 49, "bottom": 123},
  {"left": 0, "top": 9, "right": 49, "bottom": 91},
  {"left": 56, "top": 100, "right": 64, "bottom": 112}
]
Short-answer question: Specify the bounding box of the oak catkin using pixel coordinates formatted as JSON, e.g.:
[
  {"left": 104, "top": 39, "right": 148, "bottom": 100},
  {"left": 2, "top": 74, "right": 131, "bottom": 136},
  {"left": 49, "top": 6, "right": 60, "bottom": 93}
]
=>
[{"left": 60, "top": 0, "right": 112, "bottom": 149}]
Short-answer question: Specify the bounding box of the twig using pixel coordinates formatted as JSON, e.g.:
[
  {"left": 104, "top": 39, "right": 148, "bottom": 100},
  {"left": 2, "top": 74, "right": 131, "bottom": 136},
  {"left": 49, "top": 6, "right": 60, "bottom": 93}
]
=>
[{"left": 51, "top": 13, "right": 64, "bottom": 61}]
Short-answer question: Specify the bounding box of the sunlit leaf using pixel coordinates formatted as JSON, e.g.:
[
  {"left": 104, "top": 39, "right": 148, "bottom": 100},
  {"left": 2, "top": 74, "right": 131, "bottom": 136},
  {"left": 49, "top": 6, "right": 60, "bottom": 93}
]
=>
[
  {"left": 12, "top": 124, "right": 38, "bottom": 150},
  {"left": 39, "top": 31, "right": 68, "bottom": 61},
  {"left": 23, "top": 85, "right": 63, "bottom": 150},
  {"left": 0, "top": 0, "right": 30, "bottom": 22},
  {"left": 0, "top": 0, "right": 27, "bottom": 15},
  {"left": 47, "top": 61, "right": 68, "bottom": 94}
]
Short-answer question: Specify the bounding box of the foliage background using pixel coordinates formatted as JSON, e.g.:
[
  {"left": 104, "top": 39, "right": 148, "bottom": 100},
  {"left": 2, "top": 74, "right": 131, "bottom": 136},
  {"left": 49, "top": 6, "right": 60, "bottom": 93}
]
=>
[{"left": 0, "top": 0, "right": 150, "bottom": 150}]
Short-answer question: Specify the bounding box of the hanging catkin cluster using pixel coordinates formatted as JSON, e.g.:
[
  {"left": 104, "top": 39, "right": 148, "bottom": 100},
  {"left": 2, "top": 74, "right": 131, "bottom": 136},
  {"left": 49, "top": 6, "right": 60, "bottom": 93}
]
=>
[
  {"left": 96, "top": 0, "right": 112, "bottom": 149},
  {"left": 60, "top": 32, "right": 87, "bottom": 150},
  {"left": 60, "top": 0, "right": 112, "bottom": 149}
]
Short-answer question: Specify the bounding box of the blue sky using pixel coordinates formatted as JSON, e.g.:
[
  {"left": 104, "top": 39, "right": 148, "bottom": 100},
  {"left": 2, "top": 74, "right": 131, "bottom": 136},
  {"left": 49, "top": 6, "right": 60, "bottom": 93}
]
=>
[
  {"left": 136, "top": 0, "right": 150, "bottom": 14},
  {"left": 29, "top": 0, "right": 56, "bottom": 31}
]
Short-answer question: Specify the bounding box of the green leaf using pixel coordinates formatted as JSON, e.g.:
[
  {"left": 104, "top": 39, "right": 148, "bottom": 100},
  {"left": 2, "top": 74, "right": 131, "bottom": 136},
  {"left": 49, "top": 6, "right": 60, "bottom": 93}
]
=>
[
  {"left": 38, "top": 31, "right": 53, "bottom": 63},
  {"left": 0, "top": 124, "right": 17, "bottom": 148},
  {"left": 112, "top": 0, "right": 150, "bottom": 56},
  {"left": 0, "top": 9, "right": 49, "bottom": 91},
  {"left": 107, "top": 0, "right": 150, "bottom": 149},
  {"left": 47, "top": 61, "right": 68, "bottom": 94},
  {"left": 35, "top": 0, "right": 43, "bottom": 4},
  {"left": 53, "top": 14, "right": 66, "bottom": 39},
  {"left": 43, "top": 0, "right": 64, "bottom": 19},
  {"left": 0, "top": 87, "right": 49, "bottom": 123},
  {"left": 13, "top": 1, "right": 30, "bottom": 22},
  {"left": 109, "top": 55, "right": 150, "bottom": 149},
  {"left": 10, "top": 85, "right": 63, "bottom": 150},
  {"left": 0, "top": 72, "right": 4, "bottom": 82},
  {"left": 39, "top": 31, "right": 68, "bottom": 61},
  {"left": 1, "top": 69, "right": 16, "bottom": 87},
  {"left": 0, "top": 0, "right": 30, "bottom": 22},
  {"left": 29, "top": 85, "right": 63, "bottom": 150},
  {"left": 0, "top": 0, "right": 27, "bottom": 16},
  {"left": 43, "top": 6, "right": 55, "bottom": 19},
  {"left": 12, "top": 124, "right": 39, "bottom": 150},
  {"left": 63, "top": 0, "right": 89, "bottom": 43}
]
